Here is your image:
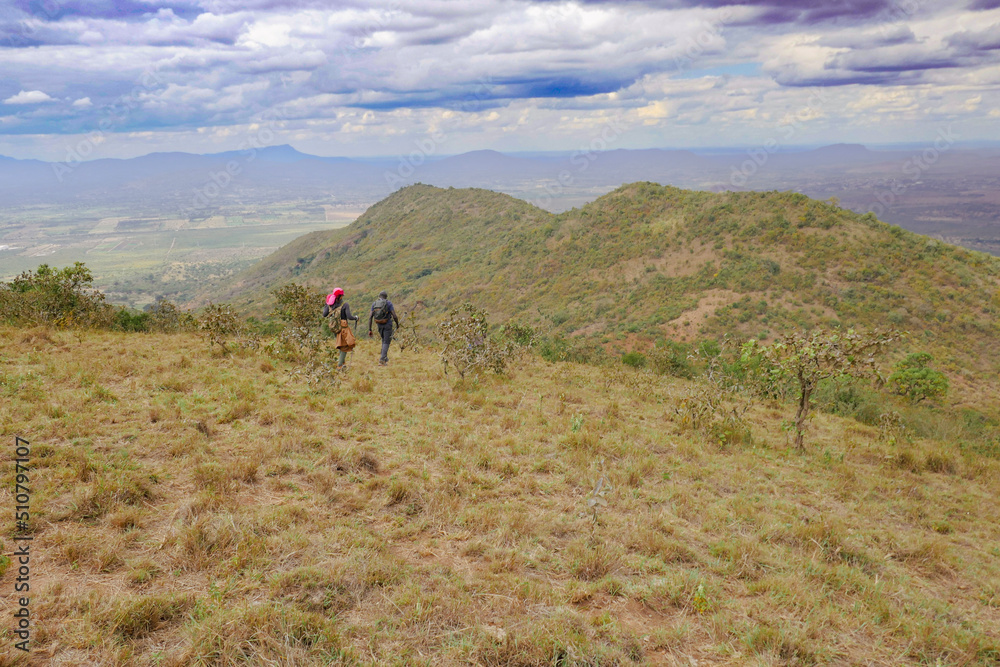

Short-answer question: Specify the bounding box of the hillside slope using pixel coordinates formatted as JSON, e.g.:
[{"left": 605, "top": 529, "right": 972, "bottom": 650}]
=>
[
  {"left": 213, "top": 183, "right": 1000, "bottom": 401},
  {"left": 2, "top": 329, "right": 999, "bottom": 665}
]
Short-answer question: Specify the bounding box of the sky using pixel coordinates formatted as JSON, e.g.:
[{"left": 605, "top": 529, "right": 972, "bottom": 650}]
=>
[{"left": 1, "top": 0, "right": 999, "bottom": 161}]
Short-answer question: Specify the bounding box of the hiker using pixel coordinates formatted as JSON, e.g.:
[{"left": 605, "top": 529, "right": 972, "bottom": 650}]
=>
[
  {"left": 368, "top": 290, "right": 400, "bottom": 366},
  {"left": 323, "top": 288, "right": 358, "bottom": 368}
]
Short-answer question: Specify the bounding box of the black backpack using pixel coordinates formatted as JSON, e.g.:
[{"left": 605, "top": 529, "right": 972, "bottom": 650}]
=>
[{"left": 372, "top": 298, "right": 391, "bottom": 324}]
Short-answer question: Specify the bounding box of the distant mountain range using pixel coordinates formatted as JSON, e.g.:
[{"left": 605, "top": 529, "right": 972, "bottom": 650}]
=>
[{"left": 0, "top": 142, "right": 932, "bottom": 210}]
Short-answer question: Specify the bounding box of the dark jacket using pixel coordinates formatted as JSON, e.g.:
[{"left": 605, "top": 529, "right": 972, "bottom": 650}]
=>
[
  {"left": 323, "top": 301, "right": 358, "bottom": 322},
  {"left": 368, "top": 299, "right": 399, "bottom": 331}
]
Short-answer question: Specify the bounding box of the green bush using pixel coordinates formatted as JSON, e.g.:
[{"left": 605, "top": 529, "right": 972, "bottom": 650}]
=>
[
  {"left": 271, "top": 283, "right": 321, "bottom": 330},
  {"left": 498, "top": 322, "right": 537, "bottom": 348},
  {"left": 112, "top": 308, "right": 151, "bottom": 332},
  {"left": 814, "top": 377, "right": 885, "bottom": 426},
  {"left": 0, "top": 262, "right": 112, "bottom": 327},
  {"left": 621, "top": 351, "right": 647, "bottom": 369},
  {"left": 888, "top": 352, "right": 948, "bottom": 403}
]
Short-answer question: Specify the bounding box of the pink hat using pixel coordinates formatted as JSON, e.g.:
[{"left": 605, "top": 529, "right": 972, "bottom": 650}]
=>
[{"left": 326, "top": 288, "right": 344, "bottom": 305}]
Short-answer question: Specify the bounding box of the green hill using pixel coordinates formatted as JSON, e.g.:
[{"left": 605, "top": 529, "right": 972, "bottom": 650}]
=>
[{"left": 212, "top": 183, "right": 1000, "bottom": 403}]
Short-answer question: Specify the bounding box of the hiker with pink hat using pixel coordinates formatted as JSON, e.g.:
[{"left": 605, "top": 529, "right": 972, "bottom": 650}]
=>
[{"left": 322, "top": 287, "right": 359, "bottom": 368}]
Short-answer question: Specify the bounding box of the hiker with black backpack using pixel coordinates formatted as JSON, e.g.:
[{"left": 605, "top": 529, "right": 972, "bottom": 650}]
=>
[
  {"left": 368, "top": 291, "right": 400, "bottom": 366},
  {"left": 323, "top": 288, "right": 359, "bottom": 369}
]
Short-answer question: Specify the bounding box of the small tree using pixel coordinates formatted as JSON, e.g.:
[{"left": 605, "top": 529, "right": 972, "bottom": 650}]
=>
[
  {"left": 438, "top": 303, "right": 526, "bottom": 379},
  {"left": 145, "top": 296, "right": 196, "bottom": 332},
  {"left": 889, "top": 352, "right": 948, "bottom": 403},
  {"left": 396, "top": 300, "right": 427, "bottom": 352},
  {"left": 755, "top": 328, "right": 901, "bottom": 449},
  {"left": 199, "top": 303, "right": 243, "bottom": 354},
  {"left": 272, "top": 283, "right": 320, "bottom": 330}
]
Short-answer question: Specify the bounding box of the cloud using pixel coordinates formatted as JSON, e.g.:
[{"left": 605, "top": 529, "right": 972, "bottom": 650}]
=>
[
  {"left": 948, "top": 24, "right": 1000, "bottom": 52},
  {"left": 0, "top": 0, "right": 997, "bottom": 156},
  {"left": 820, "top": 26, "right": 917, "bottom": 50},
  {"left": 626, "top": 0, "right": 901, "bottom": 25},
  {"left": 18, "top": 0, "right": 203, "bottom": 21},
  {"left": 3, "top": 90, "right": 56, "bottom": 104},
  {"left": 831, "top": 45, "right": 964, "bottom": 74}
]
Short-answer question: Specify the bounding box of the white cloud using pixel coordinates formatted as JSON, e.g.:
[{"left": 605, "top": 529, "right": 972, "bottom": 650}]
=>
[
  {"left": 4, "top": 90, "right": 56, "bottom": 105},
  {"left": 72, "top": 97, "right": 93, "bottom": 108}
]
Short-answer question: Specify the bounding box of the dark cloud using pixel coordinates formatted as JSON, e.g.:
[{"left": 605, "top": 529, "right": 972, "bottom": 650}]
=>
[
  {"left": 771, "top": 68, "right": 902, "bottom": 87},
  {"left": 820, "top": 26, "right": 916, "bottom": 49},
  {"left": 832, "top": 48, "right": 963, "bottom": 74},
  {"left": 968, "top": 0, "right": 1000, "bottom": 9},
  {"left": 948, "top": 24, "right": 1000, "bottom": 52},
  {"left": 16, "top": 0, "right": 202, "bottom": 21},
  {"left": 492, "top": 75, "right": 629, "bottom": 99},
  {"left": 538, "top": 0, "right": 900, "bottom": 25},
  {"left": 320, "top": 72, "right": 635, "bottom": 112}
]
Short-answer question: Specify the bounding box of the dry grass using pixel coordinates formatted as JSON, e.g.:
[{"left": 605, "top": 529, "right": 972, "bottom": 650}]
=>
[{"left": 1, "top": 327, "right": 999, "bottom": 665}]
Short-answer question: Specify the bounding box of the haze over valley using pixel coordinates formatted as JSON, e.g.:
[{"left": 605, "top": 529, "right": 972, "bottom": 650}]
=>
[{"left": 3, "top": 142, "right": 1000, "bottom": 307}]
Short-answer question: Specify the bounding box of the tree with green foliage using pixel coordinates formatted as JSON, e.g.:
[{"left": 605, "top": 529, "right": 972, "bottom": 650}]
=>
[
  {"left": 888, "top": 352, "right": 948, "bottom": 403},
  {"left": 0, "top": 262, "right": 111, "bottom": 327},
  {"left": 271, "top": 283, "right": 321, "bottom": 330},
  {"left": 753, "top": 328, "right": 901, "bottom": 449},
  {"left": 199, "top": 303, "right": 245, "bottom": 354}
]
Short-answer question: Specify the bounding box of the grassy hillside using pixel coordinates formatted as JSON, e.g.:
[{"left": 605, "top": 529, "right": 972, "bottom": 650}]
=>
[
  {"left": 2, "top": 328, "right": 999, "bottom": 665},
  {"left": 212, "top": 183, "right": 1000, "bottom": 407}
]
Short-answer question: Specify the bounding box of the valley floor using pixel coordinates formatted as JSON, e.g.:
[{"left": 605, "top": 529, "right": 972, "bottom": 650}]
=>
[{"left": 1, "top": 328, "right": 998, "bottom": 665}]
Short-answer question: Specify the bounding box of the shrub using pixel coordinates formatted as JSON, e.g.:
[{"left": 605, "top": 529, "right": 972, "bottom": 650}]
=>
[
  {"left": 621, "top": 351, "right": 647, "bottom": 369},
  {"left": 673, "top": 380, "right": 753, "bottom": 448},
  {"left": 814, "top": 377, "right": 886, "bottom": 426},
  {"left": 267, "top": 283, "right": 331, "bottom": 362},
  {"left": 112, "top": 307, "right": 151, "bottom": 332},
  {"left": 199, "top": 303, "right": 258, "bottom": 354},
  {"left": 648, "top": 340, "right": 693, "bottom": 378},
  {"left": 889, "top": 352, "right": 949, "bottom": 403},
  {"left": 498, "top": 322, "right": 537, "bottom": 348},
  {"left": 145, "top": 297, "right": 195, "bottom": 332},
  {"left": 272, "top": 283, "right": 321, "bottom": 330},
  {"left": 438, "top": 303, "right": 526, "bottom": 378},
  {"left": 0, "top": 262, "right": 112, "bottom": 327}
]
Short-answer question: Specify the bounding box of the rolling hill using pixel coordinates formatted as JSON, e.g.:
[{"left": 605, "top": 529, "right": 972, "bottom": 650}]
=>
[{"left": 213, "top": 183, "right": 1000, "bottom": 404}]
